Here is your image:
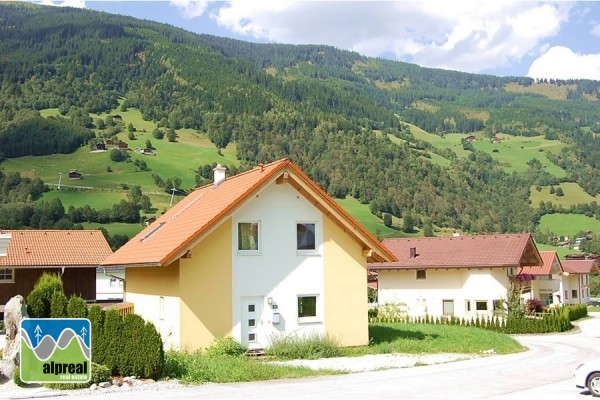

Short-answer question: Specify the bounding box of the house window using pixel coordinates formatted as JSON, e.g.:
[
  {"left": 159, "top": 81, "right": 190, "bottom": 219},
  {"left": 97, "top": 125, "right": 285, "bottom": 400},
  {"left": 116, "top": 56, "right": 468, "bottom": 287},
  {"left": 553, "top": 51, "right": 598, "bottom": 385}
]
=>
[
  {"left": 442, "top": 300, "right": 454, "bottom": 316},
  {"left": 572, "top": 289, "right": 578, "bottom": 298},
  {"left": 475, "top": 301, "right": 488, "bottom": 311},
  {"left": 298, "top": 295, "right": 317, "bottom": 318},
  {"left": 109, "top": 278, "right": 123, "bottom": 287},
  {"left": 564, "top": 290, "right": 568, "bottom": 300},
  {"left": 297, "top": 223, "right": 316, "bottom": 250},
  {"left": 416, "top": 270, "right": 426, "bottom": 280},
  {"left": 0, "top": 268, "right": 14, "bottom": 283},
  {"left": 238, "top": 222, "right": 259, "bottom": 251},
  {"left": 466, "top": 300, "right": 471, "bottom": 312}
]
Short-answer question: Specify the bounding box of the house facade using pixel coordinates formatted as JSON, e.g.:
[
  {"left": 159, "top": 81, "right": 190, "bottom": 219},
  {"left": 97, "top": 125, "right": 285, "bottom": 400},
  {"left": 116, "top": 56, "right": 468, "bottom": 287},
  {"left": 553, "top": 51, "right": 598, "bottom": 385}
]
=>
[
  {"left": 560, "top": 258, "right": 599, "bottom": 305},
  {"left": 369, "top": 234, "right": 543, "bottom": 320},
  {"left": 0, "top": 230, "right": 113, "bottom": 317},
  {"left": 102, "top": 159, "right": 395, "bottom": 351},
  {"left": 95, "top": 267, "right": 125, "bottom": 301},
  {"left": 519, "top": 251, "right": 565, "bottom": 306}
]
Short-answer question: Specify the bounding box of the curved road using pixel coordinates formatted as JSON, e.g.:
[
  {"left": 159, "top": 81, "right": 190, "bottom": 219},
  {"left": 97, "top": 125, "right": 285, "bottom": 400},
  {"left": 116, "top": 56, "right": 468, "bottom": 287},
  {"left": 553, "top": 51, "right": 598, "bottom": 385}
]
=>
[{"left": 77, "top": 314, "right": 600, "bottom": 400}]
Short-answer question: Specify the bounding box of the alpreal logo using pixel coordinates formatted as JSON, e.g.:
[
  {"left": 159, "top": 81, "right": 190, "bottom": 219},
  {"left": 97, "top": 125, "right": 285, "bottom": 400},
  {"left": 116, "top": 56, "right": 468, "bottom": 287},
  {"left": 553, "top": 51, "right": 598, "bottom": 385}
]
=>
[{"left": 20, "top": 318, "right": 91, "bottom": 384}]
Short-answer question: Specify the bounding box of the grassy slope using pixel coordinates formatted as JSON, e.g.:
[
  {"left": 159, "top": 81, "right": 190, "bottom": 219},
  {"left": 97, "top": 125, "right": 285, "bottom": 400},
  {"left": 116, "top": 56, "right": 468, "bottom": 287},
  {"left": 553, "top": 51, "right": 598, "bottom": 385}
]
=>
[
  {"left": 538, "top": 214, "right": 600, "bottom": 238},
  {"left": 530, "top": 182, "right": 599, "bottom": 208}
]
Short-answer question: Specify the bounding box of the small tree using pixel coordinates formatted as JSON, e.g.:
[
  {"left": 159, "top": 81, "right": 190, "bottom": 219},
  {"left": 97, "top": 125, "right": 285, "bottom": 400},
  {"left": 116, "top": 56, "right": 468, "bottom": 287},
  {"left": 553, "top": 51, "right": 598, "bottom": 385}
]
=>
[
  {"left": 27, "top": 272, "right": 64, "bottom": 318},
  {"left": 50, "top": 291, "right": 68, "bottom": 318},
  {"left": 382, "top": 212, "right": 392, "bottom": 227},
  {"left": 66, "top": 295, "right": 88, "bottom": 318}
]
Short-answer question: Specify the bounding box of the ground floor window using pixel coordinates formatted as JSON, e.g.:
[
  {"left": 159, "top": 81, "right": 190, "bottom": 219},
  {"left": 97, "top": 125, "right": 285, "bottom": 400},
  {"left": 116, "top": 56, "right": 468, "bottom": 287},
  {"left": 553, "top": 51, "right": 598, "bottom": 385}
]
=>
[
  {"left": 475, "top": 301, "right": 488, "bottom": 311},
  {"left": 0, "top": 268, "right": 14, "bottom": 283},
  {"left": 298, "top": 295, "right": 317, "bottom": 318},
  {"left": 442, "top": 300, "right": 454, "bottom": 316}
]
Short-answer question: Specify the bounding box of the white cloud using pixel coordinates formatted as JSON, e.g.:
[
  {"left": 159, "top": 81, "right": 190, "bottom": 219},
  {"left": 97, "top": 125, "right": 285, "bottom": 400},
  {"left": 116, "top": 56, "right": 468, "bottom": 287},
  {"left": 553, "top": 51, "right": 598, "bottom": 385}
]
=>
[
  {"left": 169, "top": 0, "right": 209, "bottom": 19},
  {"left": 37, "top": 0, "right": 86, "bottom": 7},
  {"left": 592, "top": 24, "right": 600, "bottom": 37},
  {"left": 527, "top": 46, "right": 600, "bottom": 80},
  {"left": 209, "top": 0, "right": 575, "bottom": 75}
]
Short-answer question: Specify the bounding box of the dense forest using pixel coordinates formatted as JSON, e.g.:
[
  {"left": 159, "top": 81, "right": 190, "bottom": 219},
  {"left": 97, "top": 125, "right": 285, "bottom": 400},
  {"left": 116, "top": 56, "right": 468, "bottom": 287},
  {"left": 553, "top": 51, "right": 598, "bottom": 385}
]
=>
[{"left": 1, "top": 2, "right": 600, "bottom": 242}]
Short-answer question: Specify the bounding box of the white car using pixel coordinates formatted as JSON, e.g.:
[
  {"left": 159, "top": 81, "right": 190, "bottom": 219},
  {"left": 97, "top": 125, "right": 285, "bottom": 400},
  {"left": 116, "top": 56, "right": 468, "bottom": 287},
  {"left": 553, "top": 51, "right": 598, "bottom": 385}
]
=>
[{"left": 574, "top": 360, "right": 600, "bottom": 397}]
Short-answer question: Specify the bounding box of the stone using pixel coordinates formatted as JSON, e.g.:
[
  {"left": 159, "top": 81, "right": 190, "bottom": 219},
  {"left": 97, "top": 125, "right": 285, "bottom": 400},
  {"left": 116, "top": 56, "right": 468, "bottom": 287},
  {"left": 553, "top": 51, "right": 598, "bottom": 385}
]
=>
[
  {"left": 98, "top": 381, "right": 112, "bottom": 388},
  {"left": 1, "top": 295, "right": 28, "bottom": 380}
]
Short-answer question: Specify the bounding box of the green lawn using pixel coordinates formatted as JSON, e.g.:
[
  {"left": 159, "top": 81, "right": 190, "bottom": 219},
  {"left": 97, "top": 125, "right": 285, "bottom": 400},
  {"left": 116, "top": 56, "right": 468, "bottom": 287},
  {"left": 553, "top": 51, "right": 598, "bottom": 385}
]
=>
[
  {"left": 536, "top": 243, "right": 582, "bottom": 259},
  {"left": 538, "top": 214, "right": 600, "bottom": 238}
]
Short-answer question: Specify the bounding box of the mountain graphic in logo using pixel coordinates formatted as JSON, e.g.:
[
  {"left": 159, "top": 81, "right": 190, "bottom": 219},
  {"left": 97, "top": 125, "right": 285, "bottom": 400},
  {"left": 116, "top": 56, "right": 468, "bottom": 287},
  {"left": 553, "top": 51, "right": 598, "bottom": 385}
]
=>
[{"left": 20, "top": 318, "right": 91, "bottom": 384}]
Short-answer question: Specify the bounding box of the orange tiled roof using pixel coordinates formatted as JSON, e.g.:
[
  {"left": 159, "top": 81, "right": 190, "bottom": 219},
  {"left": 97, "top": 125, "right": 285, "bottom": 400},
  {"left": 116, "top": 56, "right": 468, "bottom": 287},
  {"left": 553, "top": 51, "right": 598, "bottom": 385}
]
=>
[
  {"left": 562, "top": 259, "right": 600, "bottom": 274},
  {"left": 103, "top": 158, "right": 396, "bottom": 267},
  {"left": 368, "top": 234, "right": 542, "bottom": 270},
  {"left": 520, "top": 250, "right": 561, "bottom": 276},
  {"left": 0, "top": 230, "right": 112, "bottom": 267}
]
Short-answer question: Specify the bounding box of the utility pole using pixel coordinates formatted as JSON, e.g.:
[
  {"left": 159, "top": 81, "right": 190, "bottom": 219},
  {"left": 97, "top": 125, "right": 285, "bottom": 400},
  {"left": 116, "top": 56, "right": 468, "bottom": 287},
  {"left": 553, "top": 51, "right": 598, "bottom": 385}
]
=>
[{"left": 57, "top": 172, "right": 62, "bottom": 189}]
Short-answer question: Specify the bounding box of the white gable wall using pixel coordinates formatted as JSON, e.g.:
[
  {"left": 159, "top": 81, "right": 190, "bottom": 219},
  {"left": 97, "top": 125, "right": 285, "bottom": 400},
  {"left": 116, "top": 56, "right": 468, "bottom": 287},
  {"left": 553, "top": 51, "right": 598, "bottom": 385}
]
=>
[
  {"left": 378, "top": 268, "right": 509, "bottom": 319},
  {"left": 231, "top": 182, "right": 325, "bottom": 348}
]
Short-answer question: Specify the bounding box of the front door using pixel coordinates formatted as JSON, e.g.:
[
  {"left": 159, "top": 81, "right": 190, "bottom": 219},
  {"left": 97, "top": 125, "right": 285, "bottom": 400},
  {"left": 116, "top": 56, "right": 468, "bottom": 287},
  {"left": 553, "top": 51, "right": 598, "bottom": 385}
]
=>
[{"left": 241, "top": 296, "right": 263, "bottom": 349}]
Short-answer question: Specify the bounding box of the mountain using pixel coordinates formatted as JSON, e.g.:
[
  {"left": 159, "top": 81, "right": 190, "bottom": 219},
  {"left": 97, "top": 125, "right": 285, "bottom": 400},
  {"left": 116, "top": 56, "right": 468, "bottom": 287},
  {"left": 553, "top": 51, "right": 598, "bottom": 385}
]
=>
[{"left": 1, "top": 2, "right": 600, "bottom": 245}]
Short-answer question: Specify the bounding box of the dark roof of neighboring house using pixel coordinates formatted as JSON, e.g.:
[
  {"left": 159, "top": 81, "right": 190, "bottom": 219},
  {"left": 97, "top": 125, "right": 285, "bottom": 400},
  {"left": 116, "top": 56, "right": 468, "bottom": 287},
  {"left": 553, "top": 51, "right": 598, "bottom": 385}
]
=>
[
  {"left": 0, "top": 230, "right": 112, "bottom": 268},
  {"left": 561, "top": 259, "right": 600, "bottom": 274},
  {"left": 103, "top": 158, "right": 397, "bottom": 268},
  {"left": 368, "top": 234, "right": 542, "bottom": 271},
  {"left": 520, "top": 250, "right": 562, "bottom": 276}
]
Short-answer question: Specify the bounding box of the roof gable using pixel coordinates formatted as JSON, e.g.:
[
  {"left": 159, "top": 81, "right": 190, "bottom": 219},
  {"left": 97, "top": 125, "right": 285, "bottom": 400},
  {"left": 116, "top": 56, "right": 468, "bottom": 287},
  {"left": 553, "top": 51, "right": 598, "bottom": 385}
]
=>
[
  {"left": 103, "top": 159, "right": 395, "bottom": 267},
  {"left": 562, "top": 259, "right": 600, "bottom": 274},
  {"left": 520, "top": 251, "right": 562, "bottom": 276},
  {"left": 0, "top": 230, "right": 112, "bottom": 267},
  {"left": 369, "top": 234, "right": 542, "bottom": 270}
]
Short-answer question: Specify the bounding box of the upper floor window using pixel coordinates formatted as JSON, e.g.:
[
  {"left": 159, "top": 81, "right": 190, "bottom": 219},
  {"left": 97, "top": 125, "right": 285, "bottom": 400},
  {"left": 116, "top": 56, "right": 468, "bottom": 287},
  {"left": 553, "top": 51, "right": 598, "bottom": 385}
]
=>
[
  {"left": 297, "top": 223, "right": 316, "bottom": 250},
  {"left": 416, "top": 269, "right": 426, "bottom": 280},
  {"left": 238, "top": 222, "right": 260, "bottom": 252},
  {"left": 0, "top": 268, "right": 14, "bottom": 283}
]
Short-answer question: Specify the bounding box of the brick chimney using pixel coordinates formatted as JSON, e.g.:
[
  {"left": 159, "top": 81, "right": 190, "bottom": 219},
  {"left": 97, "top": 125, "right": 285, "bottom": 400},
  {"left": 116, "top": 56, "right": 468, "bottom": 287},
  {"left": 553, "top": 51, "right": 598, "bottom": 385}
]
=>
[
  {"left": 409, "top": 247, "right": 417, "bottom": 258},
  {"left": 213, "top": 164, "right": 226, "bottom": 186}
]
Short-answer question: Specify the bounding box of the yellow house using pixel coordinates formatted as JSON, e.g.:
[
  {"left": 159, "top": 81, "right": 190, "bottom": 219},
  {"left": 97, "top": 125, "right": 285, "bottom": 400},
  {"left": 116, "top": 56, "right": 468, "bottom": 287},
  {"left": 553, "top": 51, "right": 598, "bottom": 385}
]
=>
[
  {"left": 102, "top": 159, "right": 395, "bottom": 351},
  {"left": 369, "top": 234, "right": 543, "bottom": 319}
]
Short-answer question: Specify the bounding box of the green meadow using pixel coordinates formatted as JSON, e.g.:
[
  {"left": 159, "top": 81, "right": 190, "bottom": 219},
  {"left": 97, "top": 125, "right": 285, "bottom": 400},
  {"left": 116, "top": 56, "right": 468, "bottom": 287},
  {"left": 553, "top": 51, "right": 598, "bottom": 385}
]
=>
[
  {"left": 538, "top": 214, "right": 600, "bottom": 238},
  {"left": 530, "top": 182, "right": 599, "bottom": 208},
  {"left": 536, "top": 243, "right": 582, "bottom": 259}
]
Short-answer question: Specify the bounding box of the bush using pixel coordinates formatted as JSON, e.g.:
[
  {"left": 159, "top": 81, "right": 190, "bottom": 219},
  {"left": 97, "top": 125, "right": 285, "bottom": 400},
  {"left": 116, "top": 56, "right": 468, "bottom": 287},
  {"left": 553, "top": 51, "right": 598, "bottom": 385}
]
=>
[
  {"left": 50, "top": 291, "right": 68, "bottom": 318},
  {"left": 66, "top": 295, "right": 88, "bottom": 318},
  {"left": 266, "top": 333, "right": 342, "bottom": 360},
  {"left": 27, "top": 272, "right": 64, "bottom": 318},
  {"left": 45, "top": 362, "right": 111, "bottom": 390},
  {"left": 118, "top": 313, "right": 164, "bottom": 379},
  {"left": 88, "top": 305, "right": 105, "bottom": 365},
  {"left": 13, "top": 367, "right": 25, "bottom": 387},
  {"left": 205, "top": 337, "right": 247, "bottom": 357},
  {"left": 101, "top": 309, "right": 124, "bottom": 375}
]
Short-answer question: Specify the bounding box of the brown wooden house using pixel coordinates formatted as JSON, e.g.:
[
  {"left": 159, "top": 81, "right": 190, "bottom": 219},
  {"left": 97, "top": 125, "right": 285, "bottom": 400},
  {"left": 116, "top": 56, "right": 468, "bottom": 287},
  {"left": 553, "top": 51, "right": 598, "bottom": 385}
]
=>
[{"left": 0, "top": 230, "right": 113, "bottom": 318}]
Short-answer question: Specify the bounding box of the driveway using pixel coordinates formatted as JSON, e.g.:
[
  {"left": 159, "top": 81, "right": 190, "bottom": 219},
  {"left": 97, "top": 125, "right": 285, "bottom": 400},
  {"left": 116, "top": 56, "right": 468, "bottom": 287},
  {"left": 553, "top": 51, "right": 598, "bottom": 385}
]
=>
[{"left": 3, "top": 314, "right": 600, "bottom": 400}]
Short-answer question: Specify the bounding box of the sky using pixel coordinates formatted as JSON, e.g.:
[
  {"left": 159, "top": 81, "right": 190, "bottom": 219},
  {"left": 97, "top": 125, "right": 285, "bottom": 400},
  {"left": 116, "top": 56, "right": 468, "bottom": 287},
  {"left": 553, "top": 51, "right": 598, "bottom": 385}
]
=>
[{"left": 26, "top": 1, "right": 600, "bottom": 81}]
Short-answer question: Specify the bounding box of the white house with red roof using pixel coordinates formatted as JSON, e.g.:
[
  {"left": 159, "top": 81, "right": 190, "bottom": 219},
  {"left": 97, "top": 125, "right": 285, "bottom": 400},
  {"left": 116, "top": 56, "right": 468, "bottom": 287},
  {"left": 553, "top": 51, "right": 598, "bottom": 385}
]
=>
[
  {"left": 560, "top": 258, "right": 599, "bottom": 305},
  {"left": 368, "top": 234, "right": 543, "bottom": 319},
  {"left": 103, "top": 159, "right": 395, "bottom": 352},
  {"left": 519, "top": 251, "right": 565, "bottom": 306}
]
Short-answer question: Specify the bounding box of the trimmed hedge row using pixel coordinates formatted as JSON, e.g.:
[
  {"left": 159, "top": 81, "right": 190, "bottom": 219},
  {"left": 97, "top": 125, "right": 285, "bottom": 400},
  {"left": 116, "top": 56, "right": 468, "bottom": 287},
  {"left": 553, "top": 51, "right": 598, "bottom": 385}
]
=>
[{"left": 370, "top": 304, "right": 586, "bottom": 334}]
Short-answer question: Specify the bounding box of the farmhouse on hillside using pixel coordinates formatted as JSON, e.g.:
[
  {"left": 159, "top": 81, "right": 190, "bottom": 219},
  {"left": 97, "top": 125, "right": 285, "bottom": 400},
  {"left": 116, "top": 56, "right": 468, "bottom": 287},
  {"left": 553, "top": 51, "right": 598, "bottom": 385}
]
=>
[
  {"left": 102, "top": 159, "right": 396, "bottom": 352},
  {"left": 368, "top": 234, "right": 543, "bottom": 319}
]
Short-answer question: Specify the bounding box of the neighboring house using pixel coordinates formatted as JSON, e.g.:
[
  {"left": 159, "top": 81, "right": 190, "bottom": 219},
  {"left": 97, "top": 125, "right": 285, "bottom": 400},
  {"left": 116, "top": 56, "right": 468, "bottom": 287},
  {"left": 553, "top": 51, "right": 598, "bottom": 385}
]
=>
[
  {"left": 102, "top": 158, "right": 396, "bottom": 351},
  {"left": 560, "top": 258, "right": 599, "bottom": 305},
  {"left": 0, "top": 230, "right": 113, "bottom": 318},
  {"left": 368, "top": 234, "right": 543, "bottom": 320},
  {"left": 0, "top": 231, "right": 10, "bottom": 258},
  {"left": 68, "top": 169, "right": 82, "bottom": 179},
  {"left": 95, "top": 267, "right": 125, "bottom": 301},
  {"left": 519, "top": 251, "right": 565, "bottom": 306}
]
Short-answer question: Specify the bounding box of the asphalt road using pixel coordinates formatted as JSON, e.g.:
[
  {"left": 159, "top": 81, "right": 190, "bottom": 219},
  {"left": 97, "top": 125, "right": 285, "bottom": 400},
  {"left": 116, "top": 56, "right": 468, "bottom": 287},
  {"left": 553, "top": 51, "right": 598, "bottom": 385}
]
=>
[{"left": 68, "top": 313, "right": 600, "bottom": 400}]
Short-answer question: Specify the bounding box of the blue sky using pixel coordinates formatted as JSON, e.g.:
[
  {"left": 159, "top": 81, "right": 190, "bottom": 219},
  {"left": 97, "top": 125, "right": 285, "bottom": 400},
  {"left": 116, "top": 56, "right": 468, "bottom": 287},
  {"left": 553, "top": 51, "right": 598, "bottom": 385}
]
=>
[{"left": 31, "top": 1, "right": 600, "bottom": 80}]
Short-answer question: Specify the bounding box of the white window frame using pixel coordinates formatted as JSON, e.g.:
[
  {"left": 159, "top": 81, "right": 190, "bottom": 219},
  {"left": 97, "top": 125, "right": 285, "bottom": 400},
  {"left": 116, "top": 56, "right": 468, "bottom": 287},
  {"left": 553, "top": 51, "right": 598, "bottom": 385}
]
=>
[
  {"left": 475, "top": 300, "right": 488, "bottom": 311},
  {"left": 297, "top": 294, "right": 320, "bottom": 324},
  {"left": 237, "top": 221, "right": 261, "bottom": 254},
  {"left": 296, "top": 221, "right": 319, "bottom": 254},
  {"left": 0, "top": 268, "right": 14, "bottom": 283}
]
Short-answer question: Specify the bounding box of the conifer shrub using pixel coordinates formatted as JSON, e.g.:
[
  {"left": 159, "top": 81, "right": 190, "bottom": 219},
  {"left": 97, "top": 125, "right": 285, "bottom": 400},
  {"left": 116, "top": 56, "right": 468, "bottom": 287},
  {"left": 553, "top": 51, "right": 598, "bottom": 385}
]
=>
[
  {"left": 88, "top": 305, "right": 105, "bottom": 365},
  {"left": 101, "top": 309, "right": 124, "bottom": 375},
  {"left": 50, "top": 290, "right": 68, "bottom": 318},
  {"left": 27, "top": 272, "right": 64, "bottom": 318},
  {"left": 118, "top": 313, "right": 164, "bottom": 379},
  {"left": 66, "top": 295, "right": 88, "bottom": 318},
  {"left": 46, "top": 362, "right": 111, "bottom": 390},
  {"left": 139, "top": 321, "right": 165, "bottom": 379}
]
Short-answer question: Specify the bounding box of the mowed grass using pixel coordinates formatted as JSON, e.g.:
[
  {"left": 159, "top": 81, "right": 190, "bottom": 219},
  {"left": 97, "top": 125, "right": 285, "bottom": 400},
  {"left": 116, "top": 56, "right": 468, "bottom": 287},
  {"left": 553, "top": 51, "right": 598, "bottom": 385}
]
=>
[
  {"left": 163, "top": 322, "right": 524, "bottom": 384},
  {"left": 538, "top": 214, "right": 600, "bottom": 238},
  {"left": 536, "top": 243, "right": 582, "bottom": 259},
  {"left": 530, "top": 182, "right": 599, "bottom": 208}
]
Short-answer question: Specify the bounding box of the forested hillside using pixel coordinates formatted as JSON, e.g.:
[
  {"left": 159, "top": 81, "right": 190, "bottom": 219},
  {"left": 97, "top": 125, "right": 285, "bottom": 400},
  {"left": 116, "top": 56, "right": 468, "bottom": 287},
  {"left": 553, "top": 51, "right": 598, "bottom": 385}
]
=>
[{"left": 1, "top": 2, "right": 600, "bottom": 247}]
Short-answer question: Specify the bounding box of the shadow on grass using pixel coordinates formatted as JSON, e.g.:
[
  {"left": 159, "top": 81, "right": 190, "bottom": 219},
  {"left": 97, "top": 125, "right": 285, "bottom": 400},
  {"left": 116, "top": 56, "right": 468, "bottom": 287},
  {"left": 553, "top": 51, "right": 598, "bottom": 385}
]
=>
[{"left": 368, "top": 325, "right": 439, "bottom": 344}]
